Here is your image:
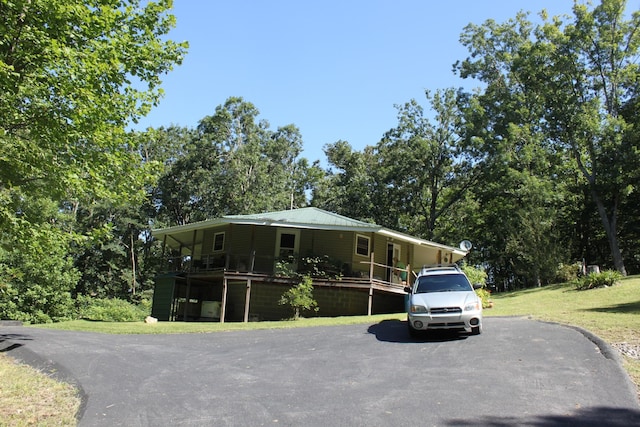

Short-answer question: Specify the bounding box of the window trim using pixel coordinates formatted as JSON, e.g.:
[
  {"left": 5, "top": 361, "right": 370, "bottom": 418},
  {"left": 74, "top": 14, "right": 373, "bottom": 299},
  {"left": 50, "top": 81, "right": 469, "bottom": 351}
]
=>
[
  {"left": 213, "top": 232, "right": 225, "bottom": 252},
  {"left": 355, "top": 234, "right": 370, "bottom": 257}
]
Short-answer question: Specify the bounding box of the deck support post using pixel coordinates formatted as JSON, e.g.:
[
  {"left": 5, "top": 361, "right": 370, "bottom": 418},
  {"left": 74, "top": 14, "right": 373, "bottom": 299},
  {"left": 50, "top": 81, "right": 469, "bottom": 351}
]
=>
[
  {"left": 243, "top": 279, "right": 252, "bottom": 322},
  {"left": 368, "top": 252, "right": 374, "bottom": 315},
  {"left": 220, "top": 276, "right": 228, "bottom": 323}
]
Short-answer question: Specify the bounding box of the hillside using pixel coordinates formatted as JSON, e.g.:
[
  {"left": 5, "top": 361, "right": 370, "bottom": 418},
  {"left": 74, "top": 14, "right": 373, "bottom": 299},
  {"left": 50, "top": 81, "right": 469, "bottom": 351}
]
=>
[{"left": 486, "top": 276, "right": 640, "bottom": 396}]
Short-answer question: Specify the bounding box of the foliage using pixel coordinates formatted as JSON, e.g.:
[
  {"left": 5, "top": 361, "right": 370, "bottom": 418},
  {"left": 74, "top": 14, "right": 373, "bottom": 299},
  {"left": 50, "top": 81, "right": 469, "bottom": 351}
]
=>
[
  {"left": 274, "top": 256, "right": 297, "bottom": 277},
  {"left": 0, "top": 200, "right": 79, "bottom": 323},
  {"left": 460, "top": 264, "right": 492, "bottom": 308},
  {"left": 153, "top": 97, "right": 320, "bottom": 225},
  {"left": 555, "top": 262, "right": 584, "bottom": 283},
  {"left": 298, "top": 255, "right": 344, "bottom": 279},
  {"left": 456, "top": 0, "right": 640, "bottom": 275},
  {"left": 1, "top": 0, "right": 187, "bottom": 207},
  {"left": 0, "top": 0, "right": 187, "bottom": 322},
  {"left": 461, "top": 264, "right": 487, "bottom": 287},
  {"left": 77, "top": 295, "right": 148, "bottom": 322},
  {"left": 375, "top": 89, "right": 479, "bottom": 240},
  {"left": 73, "top": 200, "right": 162, "bottom": 300},
  {"left": 475, "top": 287, "right": 493, "bottom": 309},
  {"left": 274, "top": 254, "right": 343, "bottom": 279},
  {"left": 575, "top": 270, "right": 623, "bottom": 290},
  {"left": 312, "top": 141, "right": 381, "bottom": 225},
  {"left": 278, "top": 276, "right": 319, "bottom": 320}
]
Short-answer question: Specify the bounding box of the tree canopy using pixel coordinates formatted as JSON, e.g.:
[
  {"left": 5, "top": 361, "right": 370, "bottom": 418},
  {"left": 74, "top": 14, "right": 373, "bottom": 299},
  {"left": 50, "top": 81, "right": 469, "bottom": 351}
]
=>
[
  {"left": 455, "top": 0, "right": 640, "bottom": 276},
  {"left": 0, "top": 0, "right": 187, "bottom": 322},
  {"left": 1, "top": 0, "right": 638, "bottom": 322}
]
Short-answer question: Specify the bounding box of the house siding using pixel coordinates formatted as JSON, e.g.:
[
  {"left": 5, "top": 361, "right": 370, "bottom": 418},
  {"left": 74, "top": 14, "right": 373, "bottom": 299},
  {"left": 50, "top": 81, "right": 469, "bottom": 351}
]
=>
[
  {"left": 151, "top": 275, "right": 177, "bottom": 321},
  {"left": 201, "top": 229, "right": 215, "bottom": 256},
  {"left": 223, "top": 281, "right": 405, "bottom": 321}
]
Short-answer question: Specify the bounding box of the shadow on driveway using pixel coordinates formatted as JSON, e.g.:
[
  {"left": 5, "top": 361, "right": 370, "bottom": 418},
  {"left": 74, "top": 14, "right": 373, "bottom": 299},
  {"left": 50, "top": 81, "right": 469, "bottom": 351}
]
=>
[
  {"left": 446, "top": 406, "right": 640, "bottom": 427},
  {"left": 366, "top": 319, "right": 469, "bottom": 343},
  {"left": 0, "top": 333, "right": 33, "bottom": 353}
]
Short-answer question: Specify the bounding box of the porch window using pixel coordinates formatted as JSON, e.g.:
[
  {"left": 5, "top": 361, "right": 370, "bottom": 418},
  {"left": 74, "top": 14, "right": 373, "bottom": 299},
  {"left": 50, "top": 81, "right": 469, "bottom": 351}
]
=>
[
  {"left": 213, "top": 232, "right": 225, "bottom": 252},
  {"left": 355, "top": 234, "right": 370, "bottom": 257}
]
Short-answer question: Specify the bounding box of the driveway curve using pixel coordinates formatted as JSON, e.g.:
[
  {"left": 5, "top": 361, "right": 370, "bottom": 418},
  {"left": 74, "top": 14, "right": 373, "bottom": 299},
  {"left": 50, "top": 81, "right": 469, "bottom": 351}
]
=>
[{"left": 1, "top": 317, "right": 639, "bottom": 426}]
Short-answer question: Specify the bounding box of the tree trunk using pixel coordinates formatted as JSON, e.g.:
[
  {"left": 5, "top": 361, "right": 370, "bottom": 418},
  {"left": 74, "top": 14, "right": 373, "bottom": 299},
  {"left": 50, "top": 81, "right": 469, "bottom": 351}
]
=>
[
  {"left": 591, "top": 189, "right": 627, "bottom": 276},
  {"left": 130, "top": 231, "right": 137, "bottom": 295}
]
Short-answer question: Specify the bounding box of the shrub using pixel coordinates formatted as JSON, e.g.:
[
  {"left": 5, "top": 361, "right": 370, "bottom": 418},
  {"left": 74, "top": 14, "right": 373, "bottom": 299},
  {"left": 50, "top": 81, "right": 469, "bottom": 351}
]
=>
[
  {"left": 575, "top": 270, "right": 623, "bottom": 290},
  {"left": 460, "top": 264, "right": 492, "bottom": 308},
  {"left": 475, "top": 287, "right": 493, "bottom": 309},
  {"left": 278, "top": 275, "right": 319, "bottom": 319},
  {"left": 77, "top": 296, "right": 147, "bottom": 322},
  {"left": 275, "top": 254, "right": 343, "bottom": 280},
  {"left": 555, "top": 262, "right": 583, "bottom": 283},
  {"left": 299, "top": 255, "right": 343, "bottom": 279},
  {"left": 460, "top": 263, "right": 488, "bottom": 287}
]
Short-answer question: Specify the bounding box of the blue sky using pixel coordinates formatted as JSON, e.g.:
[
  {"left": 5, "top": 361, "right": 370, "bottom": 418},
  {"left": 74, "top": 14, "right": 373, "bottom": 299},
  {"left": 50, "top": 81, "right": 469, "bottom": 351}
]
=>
[{"left": 135, "top": 1, "right": 577, "bottom": 164}]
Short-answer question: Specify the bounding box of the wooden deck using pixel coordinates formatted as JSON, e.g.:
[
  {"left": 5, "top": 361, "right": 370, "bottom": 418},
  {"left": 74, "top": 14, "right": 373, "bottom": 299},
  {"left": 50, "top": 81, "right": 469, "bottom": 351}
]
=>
[{"left": 162, "top": 252, "right": 411, "bottom": 322}]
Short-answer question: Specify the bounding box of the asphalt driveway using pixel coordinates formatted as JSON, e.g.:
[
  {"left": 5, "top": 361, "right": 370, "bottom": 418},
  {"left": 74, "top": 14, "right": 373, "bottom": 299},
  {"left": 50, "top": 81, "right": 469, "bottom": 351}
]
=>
[{"left": 2, "top": 317, "right": 639, "bottom": 426}]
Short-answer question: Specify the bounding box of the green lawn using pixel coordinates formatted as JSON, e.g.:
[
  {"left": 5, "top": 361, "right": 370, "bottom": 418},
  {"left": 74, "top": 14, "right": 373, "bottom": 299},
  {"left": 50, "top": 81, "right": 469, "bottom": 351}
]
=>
[
  {"left": 485, "top": 275, "right": 640, "bottom": 395},
  {"left": 486, "top": 275, "right": 640, "bottom": 345}
]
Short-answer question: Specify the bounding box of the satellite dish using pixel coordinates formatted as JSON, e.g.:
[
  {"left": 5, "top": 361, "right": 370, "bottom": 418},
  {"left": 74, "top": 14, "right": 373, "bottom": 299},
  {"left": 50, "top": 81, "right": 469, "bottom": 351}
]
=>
[{"left": 459, "top": 240, "right": 473, "bottom": 251}]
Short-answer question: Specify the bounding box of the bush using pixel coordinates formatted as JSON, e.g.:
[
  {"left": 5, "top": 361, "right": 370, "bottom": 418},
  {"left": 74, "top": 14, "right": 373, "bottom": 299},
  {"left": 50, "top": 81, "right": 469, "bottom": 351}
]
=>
[
  {"left": 77, "top": 296, "right": 147, "bottom": 322},
  {"left": 460, "top": 263, "right": 488, "bottom": 287},
  {"left": 460, "top": 264, "right": 492, "bottom": 308},
  {"left": 555, "top": 262, "right": 583, "bottom": 282},
  {"left": 575, "top": 270, "right": 623, "bottom": 290},
  {"left": 278, "top": 275, "right": 319, "bottom": 320},
  {"left": 475, "top": 286, "right": 493, "bottom": 309},
  {"left": 0, "top": 222, "right": 79, "bottom": 323}
]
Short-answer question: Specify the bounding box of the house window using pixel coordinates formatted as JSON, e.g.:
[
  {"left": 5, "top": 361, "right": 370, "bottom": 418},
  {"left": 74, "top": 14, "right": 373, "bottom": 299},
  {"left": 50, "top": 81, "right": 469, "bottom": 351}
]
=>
[
  {"left": 279, "top": 232, "right": 296, "bottom": 258},
  {"left": 213, "top": 232, "right": 225, "bottom": 252},
  {"left": 355, "top": 234, "right": 370, "bottom": 257}
]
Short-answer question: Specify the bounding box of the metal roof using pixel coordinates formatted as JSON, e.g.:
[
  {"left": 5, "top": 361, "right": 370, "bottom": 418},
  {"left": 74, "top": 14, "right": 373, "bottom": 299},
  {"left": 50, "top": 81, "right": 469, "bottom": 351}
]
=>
[{"left": 224, "top": 207, "right": 379, "bottom": 230}]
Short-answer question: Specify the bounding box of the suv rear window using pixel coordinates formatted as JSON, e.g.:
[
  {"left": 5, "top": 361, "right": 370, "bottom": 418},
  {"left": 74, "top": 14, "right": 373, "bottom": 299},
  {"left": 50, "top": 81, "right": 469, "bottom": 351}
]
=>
[{"left": 415, "top": 274, "right": 473, "bottom": 293}]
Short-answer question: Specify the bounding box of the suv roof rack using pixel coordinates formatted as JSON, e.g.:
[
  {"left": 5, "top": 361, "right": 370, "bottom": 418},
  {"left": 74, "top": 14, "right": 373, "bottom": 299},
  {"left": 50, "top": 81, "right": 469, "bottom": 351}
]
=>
[
  {"left": 415, "top": 264, "right": 463, "bottom": 277},
  {"left": 418, "top": 263, "right": 461, "bottom": 272}
]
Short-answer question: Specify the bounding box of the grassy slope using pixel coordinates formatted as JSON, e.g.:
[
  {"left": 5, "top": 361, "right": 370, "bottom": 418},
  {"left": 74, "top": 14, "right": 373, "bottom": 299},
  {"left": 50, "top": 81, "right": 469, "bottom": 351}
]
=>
[
  {"left": 0, "top": 354, "right": 80, "bottom": 427},
  {"left": 485, "top": 275, "right": 640, "bottom": 395},
  {"left": 4, "top": 275, "right": 639, "bottom": 425},
  {"left": 486, "top": 276, "right": 640, "bottom": 344}
]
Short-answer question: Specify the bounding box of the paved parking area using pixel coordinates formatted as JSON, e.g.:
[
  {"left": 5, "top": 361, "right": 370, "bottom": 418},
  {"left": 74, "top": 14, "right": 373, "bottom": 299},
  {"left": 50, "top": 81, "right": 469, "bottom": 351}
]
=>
[{"left": 2, "top": 317, "right": 639, "bottom": 426}]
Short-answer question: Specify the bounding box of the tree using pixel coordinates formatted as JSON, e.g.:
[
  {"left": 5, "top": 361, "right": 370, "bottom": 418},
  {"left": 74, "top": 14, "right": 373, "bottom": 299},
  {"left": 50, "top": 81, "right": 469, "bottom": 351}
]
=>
[
  {"left": 456, "top": 0, "right": 640, "bottom": 275},
  {"left": 312, "top": 141, "right": 380, "bottom": 223},
  {"left": 153, "top": 97, "right": 319, "bottom": 225},
  {"left": 1, "top": 0, "right": 187, "bottom": 208},
  {"left": 0, "top": 0, "right": 187, "bottom": 321},
  {"left": 376, "top": 89, "right": 479, "bottom": 241},
  {"left": 278, "top": 276, "right": 319, "bottom": 320}
]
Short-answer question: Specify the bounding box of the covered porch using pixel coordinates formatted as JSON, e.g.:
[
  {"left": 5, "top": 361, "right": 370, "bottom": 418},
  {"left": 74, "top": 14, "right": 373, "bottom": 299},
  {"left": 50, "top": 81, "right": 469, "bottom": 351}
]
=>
[{"left": 151, "top": 251, "right": 412, "bottom": 322}]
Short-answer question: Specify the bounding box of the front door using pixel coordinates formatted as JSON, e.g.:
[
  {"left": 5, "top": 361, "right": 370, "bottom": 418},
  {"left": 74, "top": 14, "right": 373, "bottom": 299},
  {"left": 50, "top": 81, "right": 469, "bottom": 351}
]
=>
[
  {"left": 387, "top": 243, "right": 402, "bottom": 283},
  {"left": 275, "top": 229, "right": 300, "bottom": 272}
]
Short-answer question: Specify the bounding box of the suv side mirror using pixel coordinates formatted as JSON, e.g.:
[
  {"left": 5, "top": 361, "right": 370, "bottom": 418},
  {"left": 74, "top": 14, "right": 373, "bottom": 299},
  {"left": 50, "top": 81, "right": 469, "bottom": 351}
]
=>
[
  {"left": 404, "top": 286, "right": 412, "bottom": 294},
  {"left": 472, "top": 283, "right": 483, "bottom": 290}
]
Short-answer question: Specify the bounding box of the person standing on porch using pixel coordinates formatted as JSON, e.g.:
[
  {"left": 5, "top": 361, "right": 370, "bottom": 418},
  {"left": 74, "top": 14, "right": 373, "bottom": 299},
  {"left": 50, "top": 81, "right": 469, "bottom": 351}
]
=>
[{"left": 393, "top": 257, "right": 407, "bottom": 284}]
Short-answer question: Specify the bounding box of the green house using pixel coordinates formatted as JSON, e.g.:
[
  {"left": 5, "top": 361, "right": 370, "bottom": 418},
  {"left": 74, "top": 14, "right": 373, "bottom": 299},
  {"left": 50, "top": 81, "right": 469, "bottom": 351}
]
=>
[{"left": 151, "top": 207, "right": 468, "bottom": 322}]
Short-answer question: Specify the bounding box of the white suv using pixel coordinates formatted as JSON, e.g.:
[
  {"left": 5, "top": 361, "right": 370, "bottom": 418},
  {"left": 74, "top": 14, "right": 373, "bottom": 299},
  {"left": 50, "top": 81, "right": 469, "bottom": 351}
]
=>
[{"left": 405, "top": 266, "right": 483, "bottom": 337}]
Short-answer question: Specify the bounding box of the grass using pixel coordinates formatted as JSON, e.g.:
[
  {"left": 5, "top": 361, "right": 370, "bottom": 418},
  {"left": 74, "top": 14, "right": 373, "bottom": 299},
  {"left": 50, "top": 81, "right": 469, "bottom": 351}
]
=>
[
  {"left": 4, "top": 275, "right": 640, "bottom": 424},
  {"left": 0, "top": 354, "right": 80, "bottom": 427},
  {"left": 485, "top": 275, "right": 640, "bottom": 396},
  {"left": 31, "top": 312, "right": 407, "bottom": 334}
]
